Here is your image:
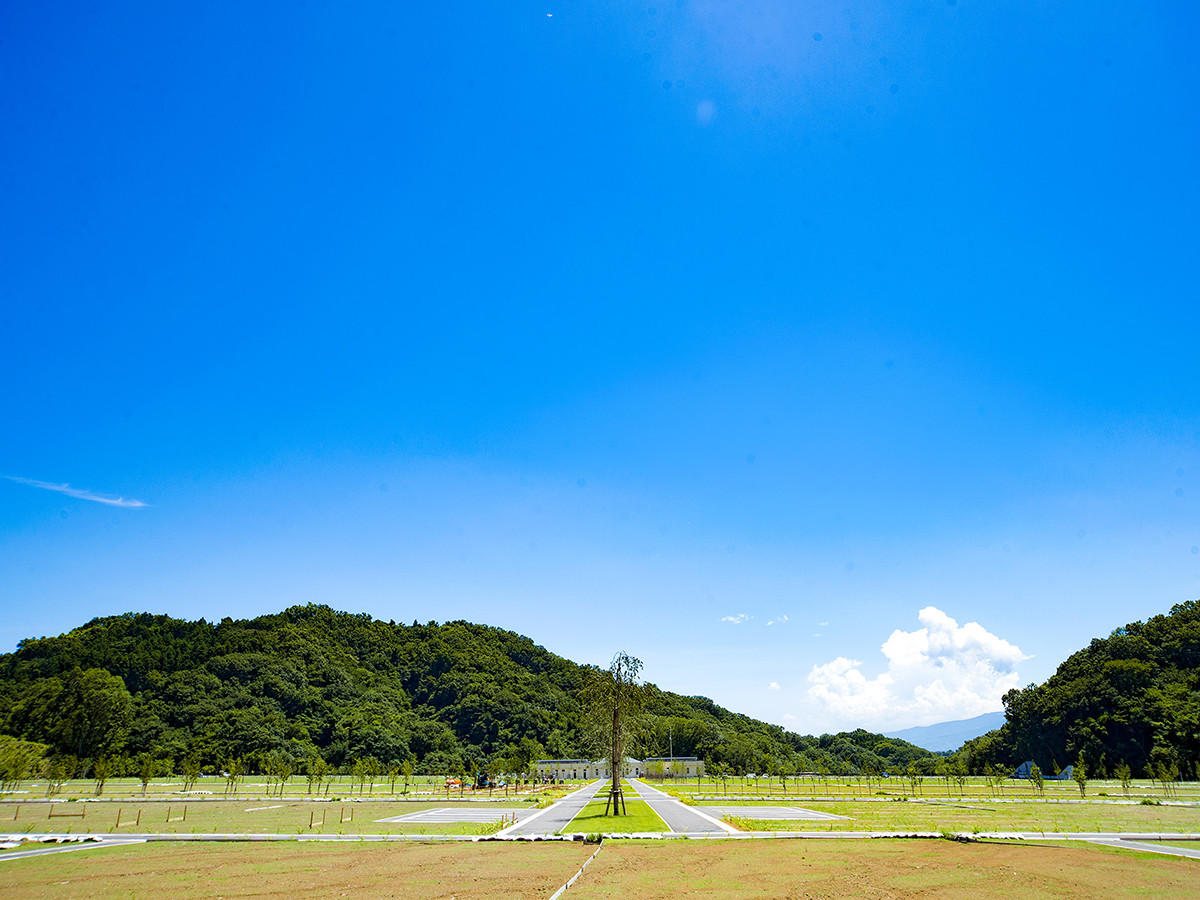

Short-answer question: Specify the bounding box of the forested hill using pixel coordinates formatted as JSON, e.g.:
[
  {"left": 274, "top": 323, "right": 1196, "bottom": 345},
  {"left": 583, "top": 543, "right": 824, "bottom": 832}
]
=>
[
  {"left": 960, "top": 600, "right": 1200, "bottom": 778},
  {"left": 0, "top": 605, "right": 931, "bottom": 775}
]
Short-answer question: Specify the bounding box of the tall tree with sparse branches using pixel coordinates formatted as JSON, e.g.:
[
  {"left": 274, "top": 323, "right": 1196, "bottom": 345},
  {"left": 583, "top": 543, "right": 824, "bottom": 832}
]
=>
[{"left": 580, "top": 651, "right": 646, "bottom": 816}]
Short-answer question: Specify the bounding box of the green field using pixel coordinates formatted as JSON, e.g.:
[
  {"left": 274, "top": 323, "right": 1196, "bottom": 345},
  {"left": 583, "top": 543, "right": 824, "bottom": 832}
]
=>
[
  {"left": 718, "top": 798, "right": 1200, "bottom": 834},
  {"left": 0, "top": 774, "right": 558, "bottom": 802},
  {"left": 652, "top": 775, "right": 1200, "bottom": 803},
  {"left": 562, "top": 797, "right": 669, "bottom": 833},
  {"left": 0, "top": 799, "right": 529, "bottom": 835}
]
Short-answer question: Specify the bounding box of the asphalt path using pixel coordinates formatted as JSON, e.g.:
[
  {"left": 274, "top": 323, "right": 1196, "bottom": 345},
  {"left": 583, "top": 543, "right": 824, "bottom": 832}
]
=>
[
  {"left": 376, "top": 808, "right": 535, "bottom": 824},
  {"left": 0, "top": 838, "right": 144, "bottom": 861},
  {"left": 627, "top": 779, "right": 733, "bottom": 834},
  {"left": 699, "top": 805, "right": 847, "bottom": 820},
  {"left": 1084, "top": 838, "right": 1200, "bottom": 860},
  {"left": 500, "top": 781, "right": 606, "bottom": 836}
]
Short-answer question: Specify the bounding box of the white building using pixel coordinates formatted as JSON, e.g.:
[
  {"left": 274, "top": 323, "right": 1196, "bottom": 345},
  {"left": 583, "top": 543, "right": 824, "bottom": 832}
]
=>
[
  {"left": 641, "top": 756, "right": 705, "bottom": 778},
  {"left": 533, "top": 757, "right": 645, "bottom": 780}
]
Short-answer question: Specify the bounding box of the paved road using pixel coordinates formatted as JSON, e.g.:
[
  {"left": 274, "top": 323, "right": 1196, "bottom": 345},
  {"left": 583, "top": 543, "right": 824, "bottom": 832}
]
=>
[
  {"left": 699, "top": 805, "right": 846, "bottom": 821},
  {"left": 377, "top": 807, "right": 536, "bottom": 824},
  {"left": 1084, "top": 838, "right": 1200, "bottom": 860},
  {"left": 628, "top": 779, "right": 733, "bottom": 834},
  {"left": 501, "top": 781, "right": 606, "bottom": 836},
  {"left": 0, "top": 838, "right": 144, "bottom": 862}
]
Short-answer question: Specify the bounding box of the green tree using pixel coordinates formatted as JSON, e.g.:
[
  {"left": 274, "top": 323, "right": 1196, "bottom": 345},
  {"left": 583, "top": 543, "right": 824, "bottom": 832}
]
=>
[
  {"left": 0, "top": 737, "right": 47, "bottom": 792},
  {"left": 1114, "top": 761, "right": 1132, "bottom": 795},
  {"left": 580, "top": 651, "right": 645, "bottom": 816},
  {"left": 1029, "top": 763, "right": 1044, "bottom": 796},
  {"left": 264, "top": 752, "right": 295, "bottom": 797},
  {"left": 8, "top": 668, "right": 132, "bottom": 759},
  {"left": 224, "top": 756, "right": 243, "bottom": 795},
  {"left": 137, "top": 752, "right": 157, "bottom": 795},
  {"left": 182, "top": 755, "right": 202, "bottom": 792},
  {"left": 92, "top": 756, "right": 116, "bottom": 795},
  {"left": 45, "top": 755, "right": 76, "bottom": 796},
  {"left": 1155, "top": 760, "right": 1179, "bottom": 798},
  {"left": 1072, "top": 754, "right": 1087, "bottom": 797},
  {"left": 951, "top": 760, "right": 968, "bottom": 797},
  {"left": 305, "top": 756, "right": 327, "bottom": 795}
]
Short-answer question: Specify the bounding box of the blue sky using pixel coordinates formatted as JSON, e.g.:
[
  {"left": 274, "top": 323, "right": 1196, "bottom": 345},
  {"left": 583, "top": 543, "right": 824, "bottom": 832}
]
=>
[{"left": 2, "top": 1, "right": 1197, "bottom": 733}]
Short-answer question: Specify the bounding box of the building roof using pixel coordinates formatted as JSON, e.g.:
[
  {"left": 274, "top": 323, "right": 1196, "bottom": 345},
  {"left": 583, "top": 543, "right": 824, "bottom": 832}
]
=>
[{"left": 643, "top": 756, "right": 700, "bottom": 761}]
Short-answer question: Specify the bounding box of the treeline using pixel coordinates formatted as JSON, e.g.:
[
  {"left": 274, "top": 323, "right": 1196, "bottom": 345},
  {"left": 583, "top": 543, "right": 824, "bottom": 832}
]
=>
[
  {"left": 957, "top": 600, "right": 1200, "bottom": 779},
  {"left": 0, "top": 605, "right": 932, "bottom": 778}
]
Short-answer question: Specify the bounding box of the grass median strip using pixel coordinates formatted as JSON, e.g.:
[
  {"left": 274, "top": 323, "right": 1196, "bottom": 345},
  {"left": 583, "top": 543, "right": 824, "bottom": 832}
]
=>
[{"left": 561, "top": 799, "right": 669, "bottom": 834}]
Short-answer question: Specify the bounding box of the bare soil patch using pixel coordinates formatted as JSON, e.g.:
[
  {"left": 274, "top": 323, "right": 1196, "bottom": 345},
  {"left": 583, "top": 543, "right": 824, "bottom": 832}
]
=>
[
  {"left": 0, "top": 840, "right": 595, "bottom": 900},
  {"left": 567, "top": 838, "right": 1199, "bottom": 899}
]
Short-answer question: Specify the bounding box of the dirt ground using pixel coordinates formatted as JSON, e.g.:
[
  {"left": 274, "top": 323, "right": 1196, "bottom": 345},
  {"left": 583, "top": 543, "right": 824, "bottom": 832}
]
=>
[
  {"left": 3, "top": 837, "right": 1196, "bottom": 899},
  {"left": 0, "top": 840, "right": 596, "bottom": 900},
  {"left": 566, "top": 839, "right": 1199, "bottom": 899}
]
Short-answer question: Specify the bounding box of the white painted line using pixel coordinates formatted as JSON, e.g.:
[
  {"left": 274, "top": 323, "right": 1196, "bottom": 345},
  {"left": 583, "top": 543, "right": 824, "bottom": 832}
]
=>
[
  {"left": 496, "top": 780, "right": 602, "bottom": 837},
  {"left": 700, "top": 806, "right": 848, "bottom": 821},
  {"left": 0, "top": 839, "right": 145, "bottom": 862},
  {"left": 245, "top": 805, "right": 285, "bottom": 812},
  {"left": 630, "top": 779, "right": 737, "bottom": 834},
  {"left": 548, "top": 839, "right": 604, "bottom": 900}
]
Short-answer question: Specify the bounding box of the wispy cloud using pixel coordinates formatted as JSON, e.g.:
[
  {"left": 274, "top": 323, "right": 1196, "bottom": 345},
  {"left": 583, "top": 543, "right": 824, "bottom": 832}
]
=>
[
  {"left": 766, "top": 614, "right": 789, "bottom": 626},
  {"left": 5, "top": 476, "right": 149, "bottom": 508},
  {"left": 720, "top": 613, "right": 751, "bottom": 624},
  {"left": 767, "top": 681, "right": 781, "bottom": 691}
]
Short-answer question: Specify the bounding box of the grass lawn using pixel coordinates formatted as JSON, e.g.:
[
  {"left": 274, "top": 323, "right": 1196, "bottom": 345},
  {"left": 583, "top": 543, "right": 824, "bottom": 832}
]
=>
[
  {"left": 0, "top": 800, "right": 529, "bottom": 836},
  {"left": 565, "top": 838, "right": 1200, "bottom": 899},
  {"left": 660, "top": 777, "right": 1200, "bottom": 803},
  {"left": 716, "top": 798, "right": 1200, "bottom": 834},
  {"left": 561, "top": 798, "right": 668, "bottom": 834},
  {"left": 0, "top": 840, "right": 596, "bottom": 900}
]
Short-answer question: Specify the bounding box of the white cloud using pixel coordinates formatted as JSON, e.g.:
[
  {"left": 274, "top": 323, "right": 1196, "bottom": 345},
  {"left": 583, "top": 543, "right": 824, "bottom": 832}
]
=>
[
  {"left": 818, "top": 621, "right": 830, "bottom": 627},
  {"left": 720, "top": 613, "right": 751, "bottom": 624},
  {"left": 5, "top": 475, "right": 148, "bottom": 508},
  {"left": 767, "top": 681, "right": 781, "bottom": 691},
  {"left": 806, "top": 606, "right": 1028, "bottom": 731},
  {"left": 766, "top": 614, "right": 789, "bottom": 626}
]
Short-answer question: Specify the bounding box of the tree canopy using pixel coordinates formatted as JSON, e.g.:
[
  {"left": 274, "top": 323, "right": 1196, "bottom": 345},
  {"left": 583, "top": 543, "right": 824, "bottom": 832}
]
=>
[
  {"left": 955, "top": 600, "right": 1200, "bottom": 778},
  {"left": 0, "top": 605, "right": 934, "bottom": 776}
]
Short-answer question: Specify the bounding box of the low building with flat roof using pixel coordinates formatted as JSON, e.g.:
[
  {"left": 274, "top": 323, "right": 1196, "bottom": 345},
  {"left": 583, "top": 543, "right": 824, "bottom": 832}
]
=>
[
  {"left": 533, "top": 757, "right": 645, "bottom": 780},
  {"left": 641, "top": 756, "right": 705, "bottom": 778}
]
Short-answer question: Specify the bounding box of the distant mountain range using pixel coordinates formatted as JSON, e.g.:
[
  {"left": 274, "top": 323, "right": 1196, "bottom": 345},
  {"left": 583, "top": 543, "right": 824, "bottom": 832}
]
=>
[{"left": 884, "top": 711, "right": 1006, "bottom": 752}]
